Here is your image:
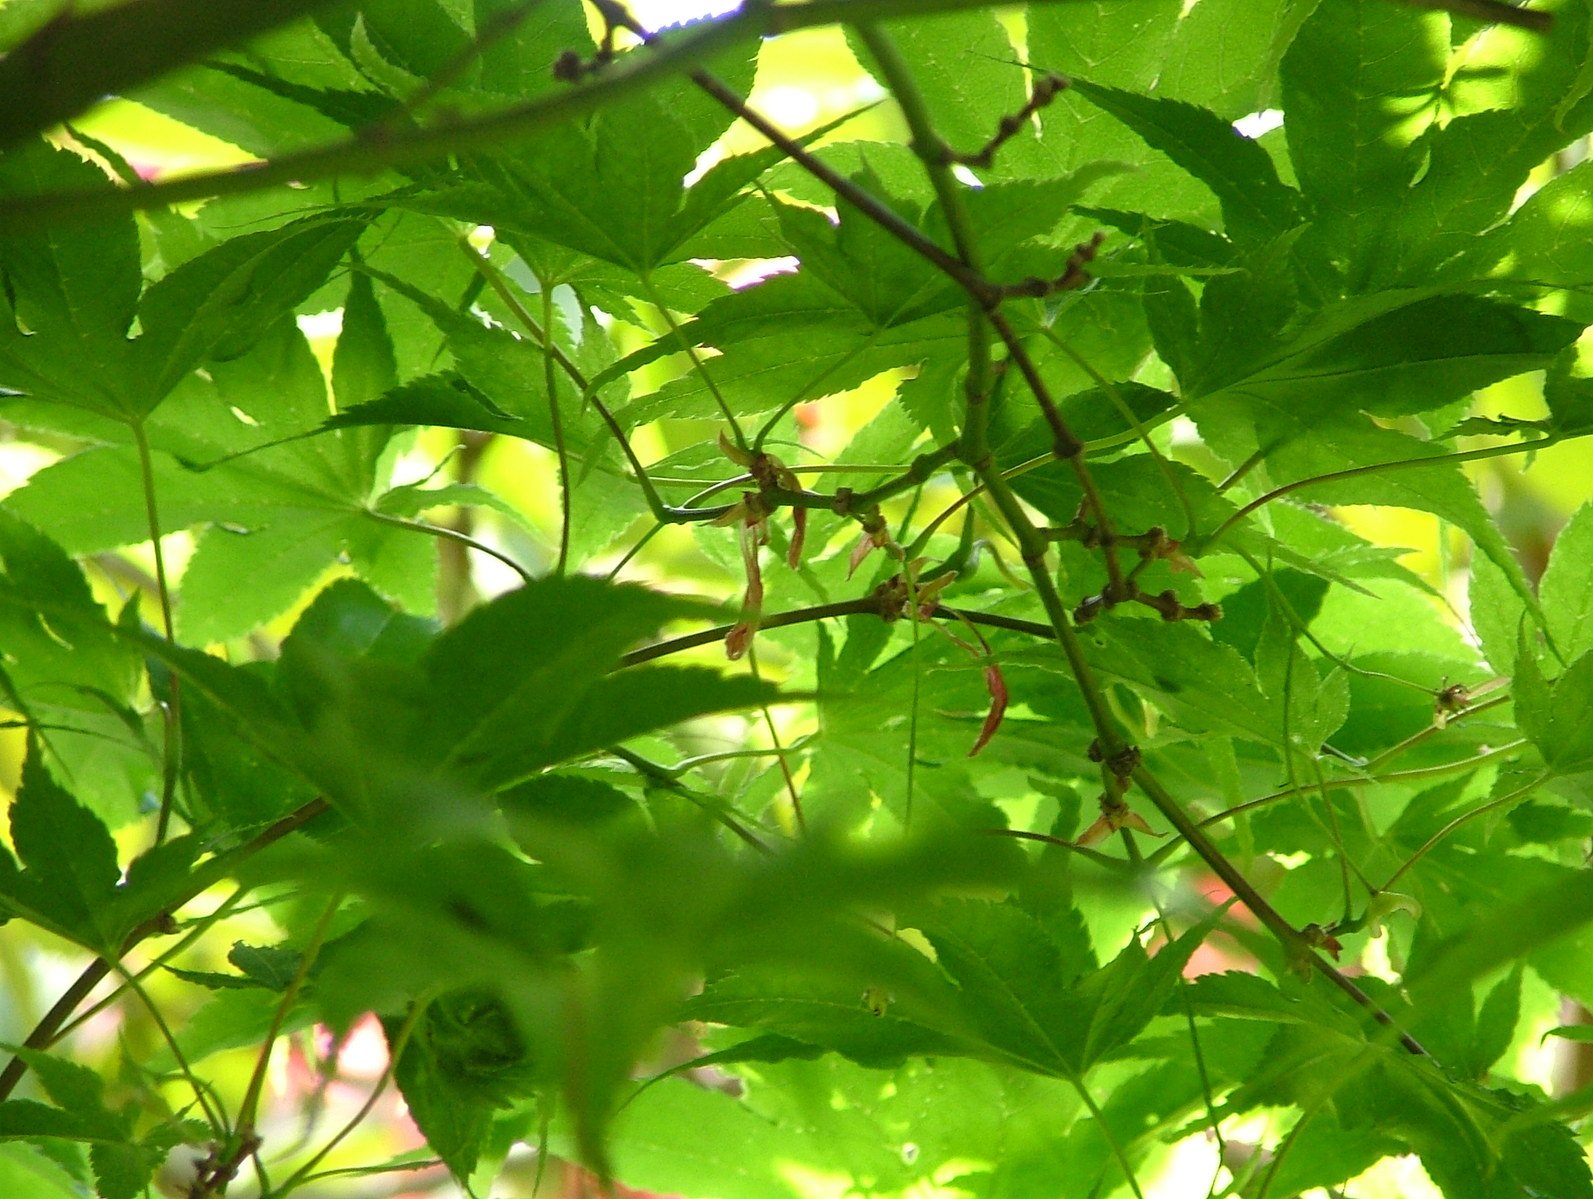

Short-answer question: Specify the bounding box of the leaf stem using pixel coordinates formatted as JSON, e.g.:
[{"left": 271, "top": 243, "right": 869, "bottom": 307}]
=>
[
  {"left": 1193, "top": 739, "right": 1528, "bottom": 833},
  {"left": 682, "top": 63, "right": 997, "bottom": 305},
  {"left": 848, "top": 22, "right": 1128, "bottom": 767},
  {"left": 1362, "top": 694, "right": 1511, "bottom": 772},
  {"left": 621, "top": 598, "right": 884, "bottom": 666},
  {"left": 668, "top": 457, "right": 950, "bottom": 507},
  {"left": 362, "top": 508, "right": 534, "bottom": 587},
  {"left": 1068, "top": 1071, "right": 1149, "bottom": 1199},
  {"left": 979, "top": 470, "right": 1124, "bottom": 746},
  {"left": 544, "top": 282, "right": 572, "bottom": 576},
  {"left": 608, "top": 746, "right": 775, "bottom": 853},
  {"left": 233, "top": 893, "right": 343, "bottom": 1151},
  {"left": 1204, "top": 435, "right": 1569, "bottom": 550},
  {"left": 271, "top": 998, "right": 431, "bottom": 1199},
  {"left": 982, "top": 827, "right": 1140, "bottom": 874},
  {"left": 846, "top": 24, "right": 1112, "bottom": 539},
  {"left": 1133, "top": 765, "right": 1428, "bottom": 1055},
  {"left": 746, "top": 643, "right": 805, "bottom": 832},
  {"left": 0, "top": 798, "right": 331, "bottom": 1102},
  {"left": 583, "top": 391, "right": 686, "bottom": 523},
  {"left": 1234, "top": 544, "right": 1435, "bottom": 696},
  {"left": 133, "top": 418, "right": 184, "bottom": 845},
  {"left": 1121, "top": 833, "right": 1229, "bottom": 1184},
  {"left": 455, "top": 240, "right": 578, "bottom": 571},
  {"left": 640, "top": 270, "right": 749, "bottom": 451},
  {"left": 111, "top": 959, "right": 228, "bottom": 1133},
  {"left": 0, "top": 0, "right": 1549, "bottom": 233},
  {"left": 456, "top": 241, "right": 591, "bottom": 393},
  {"left": 620, "top": 595, "right": 1064, "bottom": 669},
  {"left": 1376, "top": 769, "right": 1551, "bottom": 894},
  {"left": 1040, "top": 326, "right": 1197, "bottom": 540},
  {"left": 54, "top": 886, "right": 253, "bottom": 1042}
]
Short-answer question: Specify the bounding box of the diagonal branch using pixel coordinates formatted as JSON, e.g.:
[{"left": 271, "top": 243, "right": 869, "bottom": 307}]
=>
[
  {"left": 1204, "top": 434, "right": 1569, "bottom": 550},
  {"left": 0, "top": 798, "right": 332, "bottom": 1101},
  {"left": 852, "top": 18, "right": 1430, "bottom": 1057},
  {"left": 5, "top": 0, "right": 1276, "bottom": 233}
]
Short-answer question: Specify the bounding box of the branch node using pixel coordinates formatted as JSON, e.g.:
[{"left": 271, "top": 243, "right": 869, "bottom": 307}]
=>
[
  {"left": 909, "top": 135, "right": 955, "bottom": 167},
  {"left": 1100, "top": 579, "right": 1135, "bottom": 606},
  {"left": 1054, "top": 434, "right": 1085, "bottom": 461},
  {"left": 1105, "top": 744, "right": 1141, "bottom": 781},
  {"left": 551, "top": 49, "right": 586, "bottom": 83},
  {"left": 944, "top": 72, "right": 1071, "bottom": 169},
  {"left": 1300, "top": 922, "right": 1344, "bottom": 961},
  {"left": 992, "top": 232, "right": 1106, "bottom": 300}
]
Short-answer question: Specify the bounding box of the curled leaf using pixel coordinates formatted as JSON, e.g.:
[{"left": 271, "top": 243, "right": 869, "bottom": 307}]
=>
[
  {"left": 1075, "top": 812, "right": 1115, "bottom": 847},
  {"left": 1365, "top": 890, "right": 1422, "bottom": 937},
  {"left": 771, "top": 459, "right": 802, "bottom": 492},
  {"left": 1117, "top": 809, "right": 1162, "bottom": 838},
  {"left": 1143, "top": 528, "right": 1202, "bottom": 577},
  {"left": 1075, "top": 796, "right": 1164, "bottom": 846},
  {"left": 848, "top": 532, "right": 877, "bottom": 577},
  {"left": 711, "top": 494, "right": 754, "bottom": 528},
  {"left": 848, "top": 527, "right": 890, "bottom": 578},
  {"left": 913, "top": 569, "right": 957, "bottom": 621},
  {"left": 726, "top": 514, "right": 765, "bottom": 660},
  {"left": 740, "top": 523, "right": 765, "bottom": 603},
  {"left": 787, "top": 506, "right": 807, "bottom": 569},
  {"left": 1164, "top": 543, "right": 1202, "bottom": 577},
  {"left": 725, "top": 620, "right": 756, "bottom": 660},
  {"left": 718, "top": 429, "right": 755, "bottom": 467},
  {"left": 968, "top": 663, "right": 1008, "bottom": 756}
]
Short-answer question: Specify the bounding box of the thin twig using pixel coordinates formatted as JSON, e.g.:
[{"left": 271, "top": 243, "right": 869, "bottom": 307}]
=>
[
  {"left": 271, "top": 999, "right": 431, "bottom": 1199},
  {"left": 225, "top": 893, "right": 344, "bottom": 1196},
  {"left": 1205, "top": 436, "right": 1567, "bottom": 550},
  {"left": 0, "top": 798, "right": 331, "bottom": 1101},
  {"left": 1393, "top": 0, "right": 1551, "bottom": 29},
  {"left": 1377, "top": 769, "right": 1551, "bottom": 894},
  {"left": 543, "top": 284, "right": 573, "bottom": 575},
  {"left": 0, "top": 0, "right": 1176, "bottom": 233},
  {"left": 133, "top": 419, "right": 185, "bottom": 845},
  {"left": 1133, "top": 765, "right": 1428, "bottom": 1055},
  {"left": 363, "top": 509, "right": 534, "bottom": 588},
  {"left": 747, "top": 644, "right": 805, "bottom": 832}
]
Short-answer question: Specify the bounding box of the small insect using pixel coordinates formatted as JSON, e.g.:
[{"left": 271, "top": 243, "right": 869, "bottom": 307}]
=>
[{"left": 1434, "top": 675, "right": 1508, "bottom": 727}]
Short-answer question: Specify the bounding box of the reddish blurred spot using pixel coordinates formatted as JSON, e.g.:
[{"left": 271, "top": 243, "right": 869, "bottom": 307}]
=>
[
  {"left": 559, "top": 1166, "right": 683, "bottom": 1198},
  {"left": 1179, "top": 874, "right": 1260, "bottom": 978},
  {"left": 1183, "top": 935, "right": 1255, "bottom": 978}
]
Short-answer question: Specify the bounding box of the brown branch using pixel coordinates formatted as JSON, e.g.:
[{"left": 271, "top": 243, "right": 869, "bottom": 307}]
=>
[
  {"left": 680, "top": 68, "right": 998, "bottom": 304},
  {"left": 0, "top": 798, "right": 331, "bottom": 1101},
  {"left": 619, "top": 594, "right": 1072, "bottom": 670},
  {"left": 1391, "top": 0, "right": 1551, "bottom": 29},
  {"left": 1205, "top": 436, "right": 1564, "bottom": 550},
  {"left": 0, "top": 0, "right": 1550, "bottom": 232},
  {"left": 1130, "top": 766, "right": 1429, "bottom": 1056},
  {"left": 942, "top": 73, "right": 1070, "bottom": 169}
]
